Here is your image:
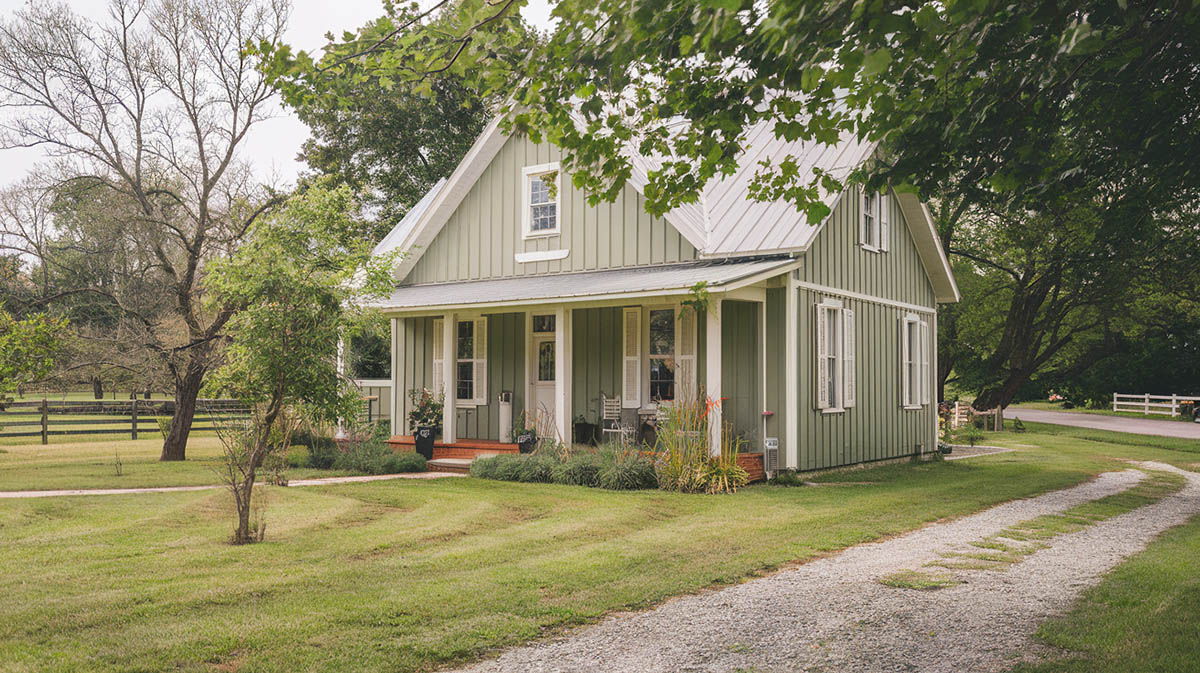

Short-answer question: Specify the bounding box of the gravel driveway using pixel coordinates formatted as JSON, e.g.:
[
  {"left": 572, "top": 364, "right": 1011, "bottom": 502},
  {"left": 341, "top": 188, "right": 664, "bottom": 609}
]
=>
[
  {"left": 1004, "top": 407, "right": 1200, "bottom": 440},
  {"left": 455, "top": 463, "right": 1200, "bottom": 673}
]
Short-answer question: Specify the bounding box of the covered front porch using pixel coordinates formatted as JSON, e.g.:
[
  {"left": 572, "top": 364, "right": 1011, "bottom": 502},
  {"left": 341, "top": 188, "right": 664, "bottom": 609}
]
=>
[{"left": 372, "top": 259, "right": 796, "bottom": 462}]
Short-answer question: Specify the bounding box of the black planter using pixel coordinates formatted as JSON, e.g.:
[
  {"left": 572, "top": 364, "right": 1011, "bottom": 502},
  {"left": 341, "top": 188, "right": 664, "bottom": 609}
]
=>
[
  {"left": 573, "top": 422, "right": 598, "bottom": 445},
  {"left": 414, "top": 425, "right": 437, "bottom": 460},
  {"left": 516, "top": 431, "right": 536, "bottom": 453}
]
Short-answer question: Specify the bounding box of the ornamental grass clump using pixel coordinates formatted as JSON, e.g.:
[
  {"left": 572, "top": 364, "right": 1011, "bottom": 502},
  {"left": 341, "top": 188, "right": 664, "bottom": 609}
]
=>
[
  {"left": 653, "top": 396, "right": 749, "bottom": 494},
  {"left": 596, "top": 447, "right": 658, "bottom": 490}
]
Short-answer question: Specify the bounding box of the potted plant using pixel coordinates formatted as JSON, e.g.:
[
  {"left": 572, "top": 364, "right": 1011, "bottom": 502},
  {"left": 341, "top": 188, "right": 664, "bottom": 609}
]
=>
[
  {"left": 407, "top": 388, "right": 444, "bottom": 460},
  {"left": 573, "top": 414, "right": 598, "bottom": 446},
  {"left": 514, "top": 411, "right": 537, "bottom": 453}
]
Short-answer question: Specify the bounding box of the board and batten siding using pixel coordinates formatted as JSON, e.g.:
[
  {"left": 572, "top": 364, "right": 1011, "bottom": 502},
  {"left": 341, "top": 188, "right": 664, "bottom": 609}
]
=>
[
  {"left": 720, "top": 300, "right": 762, "bottom": 443},
  {"left": 793, "top": 287, "right": 936, "bottom": 471},
  {"left": 403, "top": 134, "right": 698, "bottom": 285},
  {"left": 570, "top": 307, "right": 624, "bottom": 422},
  {"left": 396, "top": 313, "right": 525, "bottom": 441},
  {"left": 798, "top": 187, "right": 937, "bottom": 308}
]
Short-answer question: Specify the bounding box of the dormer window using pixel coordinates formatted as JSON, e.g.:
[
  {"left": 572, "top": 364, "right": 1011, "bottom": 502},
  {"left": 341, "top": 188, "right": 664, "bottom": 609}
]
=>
[{"left": 523, "top": 162, "right": 560, "bottom": 238}]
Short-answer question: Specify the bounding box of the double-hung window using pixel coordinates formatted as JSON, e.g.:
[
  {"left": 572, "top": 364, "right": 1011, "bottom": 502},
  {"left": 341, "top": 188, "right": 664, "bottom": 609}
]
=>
[
  {"left": 522, "top": 162, "right": 560, "bottom": 238},
  {"left": 901, "top": 314, "right": 931, "bottom": 408},
  {"left": 815, "top": 298, "right": 856, "bottom": 411},
  {"left": 861, "top": 188, "right": 891, "bottom": 252},
  {"left": 648, "top": 309, "right": 676, "bottom": 402}
]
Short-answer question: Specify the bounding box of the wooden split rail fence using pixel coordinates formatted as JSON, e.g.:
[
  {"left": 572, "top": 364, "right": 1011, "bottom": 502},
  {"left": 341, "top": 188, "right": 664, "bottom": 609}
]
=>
[
  {"left": 0, "top": 399, "right": 250, "bottom": 444},
  {"left": 1112, "top": 393, "right": 1199, "bottom": 417}
]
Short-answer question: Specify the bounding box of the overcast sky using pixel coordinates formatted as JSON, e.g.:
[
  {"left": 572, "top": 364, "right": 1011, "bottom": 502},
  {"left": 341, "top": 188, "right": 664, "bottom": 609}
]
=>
[{"left": 0, "top": 0, "right": 554, "bottom": 189}]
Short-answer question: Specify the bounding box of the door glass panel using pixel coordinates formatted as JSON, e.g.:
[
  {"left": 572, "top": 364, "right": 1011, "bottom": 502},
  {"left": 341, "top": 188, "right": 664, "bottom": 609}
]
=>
[
  {"left": 538, "top": 341, "right": 555, "bottom": 382},
  {"left": 532, "top": 314, "right": 556, "bottom": 333}
]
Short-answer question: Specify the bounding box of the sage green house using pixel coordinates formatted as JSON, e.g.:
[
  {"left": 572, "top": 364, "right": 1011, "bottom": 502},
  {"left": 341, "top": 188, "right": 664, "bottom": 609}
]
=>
[{"left": 368, "top": 117, "right": 959, "bottom": 473}]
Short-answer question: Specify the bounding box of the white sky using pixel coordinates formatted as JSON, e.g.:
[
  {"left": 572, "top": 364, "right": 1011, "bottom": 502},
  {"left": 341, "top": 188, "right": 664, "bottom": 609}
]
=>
[{"left": 0, "top": 0, "right": 554, "bottom": 189}]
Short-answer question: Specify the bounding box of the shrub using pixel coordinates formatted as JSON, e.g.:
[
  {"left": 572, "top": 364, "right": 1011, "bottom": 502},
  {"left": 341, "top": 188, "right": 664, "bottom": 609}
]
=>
[
  {"left": 769, "top": 469, "right": 804, "bottom": 487},
  {"left": 517, "top": 454, "right": 557, "bottom": 483},
  {"left": 597, "top": 451, "right": 658, "bottom": 490},
  {"left": 382, "top": 451, "right": 427, "bottom": 473},
  {"left": 333, "top": 438, "right": 393, "bottom": 474},
  {"left": 285, "top": 446, "right": 309, "bottom": 468},
  {"left": 491, "top": 454, "right": 526, "bottom": 481},
  {"left": 551, "top": 453, "right": 602, "bottom": 486},
  {"left": 958, "top": 426, "right": 986, "bottom": 447},
  {"left": 653, "top": 398, "right": 711, "bottom": 493},
  {"left": 470, "top": 455, "right": 500, "bottom": 479}
]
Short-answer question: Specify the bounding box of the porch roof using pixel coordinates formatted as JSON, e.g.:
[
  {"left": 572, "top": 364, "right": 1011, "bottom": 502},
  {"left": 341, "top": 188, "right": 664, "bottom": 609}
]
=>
[{"left": 367, "top": 257, "right": 795, "bottom": 312}]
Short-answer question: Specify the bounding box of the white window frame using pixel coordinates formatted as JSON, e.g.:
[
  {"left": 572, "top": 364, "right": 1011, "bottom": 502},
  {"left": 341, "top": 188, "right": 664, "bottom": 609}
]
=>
[
  {"left": 901, "top": 313, "right": 929, "bottom": 409},
  {"left": 522, "top": 162, "right": 561, "bottom": 239},
  {"left": 861, "top": 188, "right": 891, "bottom": 253},
  {"left": 815, "top": 298, "right": 855, "bottom": 413},
  {"left": 435, "top": 317, "right": 488, "bottom": 408},
  {"left": 646, "top": 306, "right": 677, "bottom": 403}
]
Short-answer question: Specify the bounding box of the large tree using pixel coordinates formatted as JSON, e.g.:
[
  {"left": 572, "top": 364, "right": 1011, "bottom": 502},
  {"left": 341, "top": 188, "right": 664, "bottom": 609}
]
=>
[{"left": 0, "top": 0, "right": 288, "bottom": 459}]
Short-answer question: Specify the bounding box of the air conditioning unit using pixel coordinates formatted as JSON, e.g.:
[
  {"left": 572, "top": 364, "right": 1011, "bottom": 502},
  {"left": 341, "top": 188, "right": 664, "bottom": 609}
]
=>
[{"left": 764, "top": 437, "right": 780, "bottom": 471}]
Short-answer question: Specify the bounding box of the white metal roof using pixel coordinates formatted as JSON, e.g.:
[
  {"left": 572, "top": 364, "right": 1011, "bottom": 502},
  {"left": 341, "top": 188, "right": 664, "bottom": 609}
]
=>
[
  {"left": 373, "top": 177, "right": 446, "bottom": 256},
  {"left": 366, "top": 257, "right": 796, "bottom": 312}
]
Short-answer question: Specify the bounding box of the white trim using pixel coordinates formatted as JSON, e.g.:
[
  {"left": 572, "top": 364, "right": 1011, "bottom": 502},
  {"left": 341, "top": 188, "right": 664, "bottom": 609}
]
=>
[
  {"left": 441, "top": 313, "right": 456, "bottom": 443},
  {"left": 554, "top": 305, "right": 568, "bottom": 442},
  {"left": 794, "top": 280, "right": 936, "bottom": 315},
  {"left": 894, "top": 192, "right": 960, "bottom": 303},
  {"left": 784, "top": 273, "right": 798, "bottom": 469},
  {"left": 719, "top": 260, "right": 801, "bottom": 291},
  {"left": 522, "top": 162, "right": 561, "bottom": 239},
  {"left": 515, "top": 249, "right": 569, "bottom": 264},
  {"left": 706, "top": 299, "right": 723, "bottom": 455},
  {"left": 390, "top": 317, "right": 402, "bottom": 436}
]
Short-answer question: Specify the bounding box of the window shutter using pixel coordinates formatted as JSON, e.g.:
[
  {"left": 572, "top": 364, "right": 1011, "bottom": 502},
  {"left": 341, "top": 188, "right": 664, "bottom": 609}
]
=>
[
  {"left": 900, "top": 316, "right": 910, "bottom": 407},
  {"left": 622, "top": 308, "right": 641, "bottom": 408},
  {"left": 814, "top": 304, "right": 829, "bottom": 409},
  {"left": 432, "top": 319, "right": 445, "bottom": 398},
  {"left": 676, "top": 308, "right": 697, "bottom": 400},
  {"left": 473, "top": 318, "right": 488, "bottom": 406},
  {"left": 920, "top": 319, "right": 931, "bottom": 405},
  {"left": 842, "top": 308, "right": 856, "bottom": 408},
  {"left": 879, "top": 192, "right": 891, "bottom": 252}
]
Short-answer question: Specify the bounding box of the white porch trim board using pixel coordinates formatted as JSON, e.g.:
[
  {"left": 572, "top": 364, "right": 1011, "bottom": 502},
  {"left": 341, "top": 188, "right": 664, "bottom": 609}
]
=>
[
  {"left": 784, "top": 273, "right": 799, "bottom": 469},
  {"left": 390, "top": 317, "right": 402, "bottom": 436},
  {"left": 554, "top": 305, "right": 570, "bottom": 443},
  {"left": 793, "top": 280, "right": 937, "bottom": 315},
  {"left": 442, "top": 312, "right": 457, "bottom": 443},
  {"left": 706, "top": 299, "right": 723, "bottom": 455}
]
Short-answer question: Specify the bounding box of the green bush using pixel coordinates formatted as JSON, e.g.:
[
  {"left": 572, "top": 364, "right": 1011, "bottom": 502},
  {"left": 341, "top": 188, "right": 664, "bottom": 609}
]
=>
[
  {"left": 469, "top": 455, "right": 499, "bottom": 479},
  {"left": 333, "top": 438, "right": 393, "bottom": 474},
  {"left": 382, "top": 451, "right": 427, "bottom": 473},
  {"left": 769, "top": 469, "right": 804, "bottom": 487},
  {"left": 516, "top": 454, "right": 556, "bottom": 483},
  {"left": 597, "top": 452, "right": 658, "bottom": 490},
  {"left": 551, "top": 453, "right": 602, "bottom": 486},
  {"left": 491, "top": 454, "right": 526, "bottom": 481},
  {"left": 285, "top": 446, "right": 309, "bottom": 468}
]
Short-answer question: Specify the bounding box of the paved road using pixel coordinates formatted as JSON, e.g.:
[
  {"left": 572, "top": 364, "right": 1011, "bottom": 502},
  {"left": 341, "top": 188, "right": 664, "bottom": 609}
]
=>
[{"left": 1004, "top": 407, "right": 1200, "bottom": 440}]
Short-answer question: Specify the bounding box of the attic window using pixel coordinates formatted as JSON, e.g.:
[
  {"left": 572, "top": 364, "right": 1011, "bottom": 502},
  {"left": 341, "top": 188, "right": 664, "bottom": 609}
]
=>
[
  {"left": 523, "top": 162, "right": 560, "bottom": 238},
  {"left": 861, "top": 189, "right": 891, "bottom": 253}
]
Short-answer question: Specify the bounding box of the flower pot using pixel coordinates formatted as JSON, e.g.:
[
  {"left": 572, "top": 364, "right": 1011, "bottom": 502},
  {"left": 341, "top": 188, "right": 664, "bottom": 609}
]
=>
[
  {"left": 414, "top": 425, "right": 437, "bottom": 460},
  {"left": 515, "top": 431, "right": 536, "bottom": 453}
]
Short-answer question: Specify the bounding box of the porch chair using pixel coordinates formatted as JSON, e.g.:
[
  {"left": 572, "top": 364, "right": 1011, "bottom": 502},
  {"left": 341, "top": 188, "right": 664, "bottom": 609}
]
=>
[{"left": 600, "top": 394, "right": 632, "bottom": 445}]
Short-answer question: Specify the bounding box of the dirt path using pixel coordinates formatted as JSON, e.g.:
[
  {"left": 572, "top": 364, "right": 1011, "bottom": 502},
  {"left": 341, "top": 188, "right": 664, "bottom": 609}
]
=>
[
  {"left": 0, "top": 471, "right": 464, "bottom": 499},
  {"left": 1005, "top": 407, "right": 1200, "bottom": 440},
  {"left": 456, "top": 463, "right": 1200, "bottom": 673}
]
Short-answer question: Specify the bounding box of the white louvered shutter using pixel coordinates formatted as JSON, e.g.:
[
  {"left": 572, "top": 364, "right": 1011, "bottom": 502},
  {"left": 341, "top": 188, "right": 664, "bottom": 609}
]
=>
[
  {"left": 815, "top": 304, "right": 829, "bottom": 409},
  {"left": 432, "top": 319, "right": 445, "bottom": 398},
  {"left": 900, "top": 317, "right": 910, "bottom": 407},
  {"left": 842, "top": 308, "right": 856, "bottom": 408},
  {"left": 879, "top": 192, "right": 891, "bottom": 252},
  {"left": 622, "top": 308, "right": 641, "bottom": 408},
  {"left": 676, "top": 308, "right": 697, "bottom": 400},
  {"left": 473, "top": 318, "right": 488, "bottom": 406},
  {"left": 920, "top": 319, "right": 931, "bottom": 405}
]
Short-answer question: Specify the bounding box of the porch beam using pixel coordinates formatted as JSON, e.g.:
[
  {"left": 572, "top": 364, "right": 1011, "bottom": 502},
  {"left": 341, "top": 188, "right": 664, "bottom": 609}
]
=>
[
  {"left": 706, "top": 299, "right": 722, "bottom": 455},
  {"left": 442, "top": 312, "right": 457, "bottom": 443},
  {"left": 554, "top": 305, "right": 569, "bottom": 444}
]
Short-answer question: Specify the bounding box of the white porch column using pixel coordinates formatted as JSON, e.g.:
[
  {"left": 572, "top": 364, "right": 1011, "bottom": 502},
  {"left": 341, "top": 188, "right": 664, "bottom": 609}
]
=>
[
  {"left": 706, "top": 298, "right": 723, "bottom": 455},
  {"left": 442, "top": 312, "right": 457, "bottom": 443},
  {"left": 390, "top": 317, "right": 403, "bottom": 437},
  {"left": 784, "top": 273, "right": 799, "bottom": 469},
  {"left": 554, "top": 305, "right": 570, "bottom": 444}
]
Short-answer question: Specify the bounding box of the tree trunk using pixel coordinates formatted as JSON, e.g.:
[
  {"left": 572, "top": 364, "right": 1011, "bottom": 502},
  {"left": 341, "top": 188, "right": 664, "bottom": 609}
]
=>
[
  {"left": 160, "top": 362, "right": 205, "bottom": 461},
  {"left": 92, "top": 376, "right": 103, "bottom": 400},
  {"left": 973, "top": 373, "right": 1030, "bottom": 412}
]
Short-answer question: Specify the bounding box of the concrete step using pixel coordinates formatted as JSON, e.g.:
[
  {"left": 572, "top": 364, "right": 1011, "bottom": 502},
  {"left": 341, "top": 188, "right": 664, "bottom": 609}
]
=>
[{"left": 426, "top": 457, "right": 477, "bottom": 475}]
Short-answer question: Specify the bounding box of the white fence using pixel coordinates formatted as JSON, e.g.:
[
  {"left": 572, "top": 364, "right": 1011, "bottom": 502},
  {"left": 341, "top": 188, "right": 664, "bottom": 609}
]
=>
[{"left": 1112, "top": 393, "right": 1199, "bottom": 417}]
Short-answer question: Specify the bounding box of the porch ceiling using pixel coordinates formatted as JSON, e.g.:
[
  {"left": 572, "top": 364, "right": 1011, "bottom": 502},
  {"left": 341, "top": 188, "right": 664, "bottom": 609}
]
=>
[{"left": 366, "top": 257, "right": 795, "bottom": 312}]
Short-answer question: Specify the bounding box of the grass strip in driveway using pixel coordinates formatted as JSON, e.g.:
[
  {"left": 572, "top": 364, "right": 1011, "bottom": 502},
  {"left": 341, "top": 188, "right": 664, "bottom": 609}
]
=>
[{"left": 1010, "top": 512, "right": 1200, "bottom": 673}]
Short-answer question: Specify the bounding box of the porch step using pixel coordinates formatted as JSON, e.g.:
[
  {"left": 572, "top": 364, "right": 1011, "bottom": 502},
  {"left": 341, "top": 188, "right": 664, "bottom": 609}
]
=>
[
  {"left": 426, "top": 458, "right": 475, "bottom": 475},
  {"left": 388, "top": 435, "right": 518, "bottom": 460}
]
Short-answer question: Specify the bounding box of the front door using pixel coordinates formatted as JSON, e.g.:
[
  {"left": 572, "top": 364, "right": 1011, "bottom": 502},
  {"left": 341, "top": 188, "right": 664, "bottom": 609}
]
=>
[{"left": 533, "top": 335, "right": 556, "bottom": 423}]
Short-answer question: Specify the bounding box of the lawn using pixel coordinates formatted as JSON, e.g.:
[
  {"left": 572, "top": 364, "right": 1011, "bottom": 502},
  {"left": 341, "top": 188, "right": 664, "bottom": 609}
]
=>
[
  {"left": 1012, "top": 513, "right": 1200, "bottom": 673},
  {"left": 0, "top": 437, "right": 355, "bottom": 491},
  {"left": 0, "top": 426, "right": 1197, "bottom": 672}
]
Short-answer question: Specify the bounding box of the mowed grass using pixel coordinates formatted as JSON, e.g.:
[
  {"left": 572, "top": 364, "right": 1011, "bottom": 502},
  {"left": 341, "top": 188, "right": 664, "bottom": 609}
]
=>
[
  {"left": 0, "top": 426, "right": 1197, "bottom": 672},
  {"left": 0, "top": 437, "right": 351, "bottom": 491},
  {"left": 1012, "top": 513, "right": 1200, "bottom": 673}
]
